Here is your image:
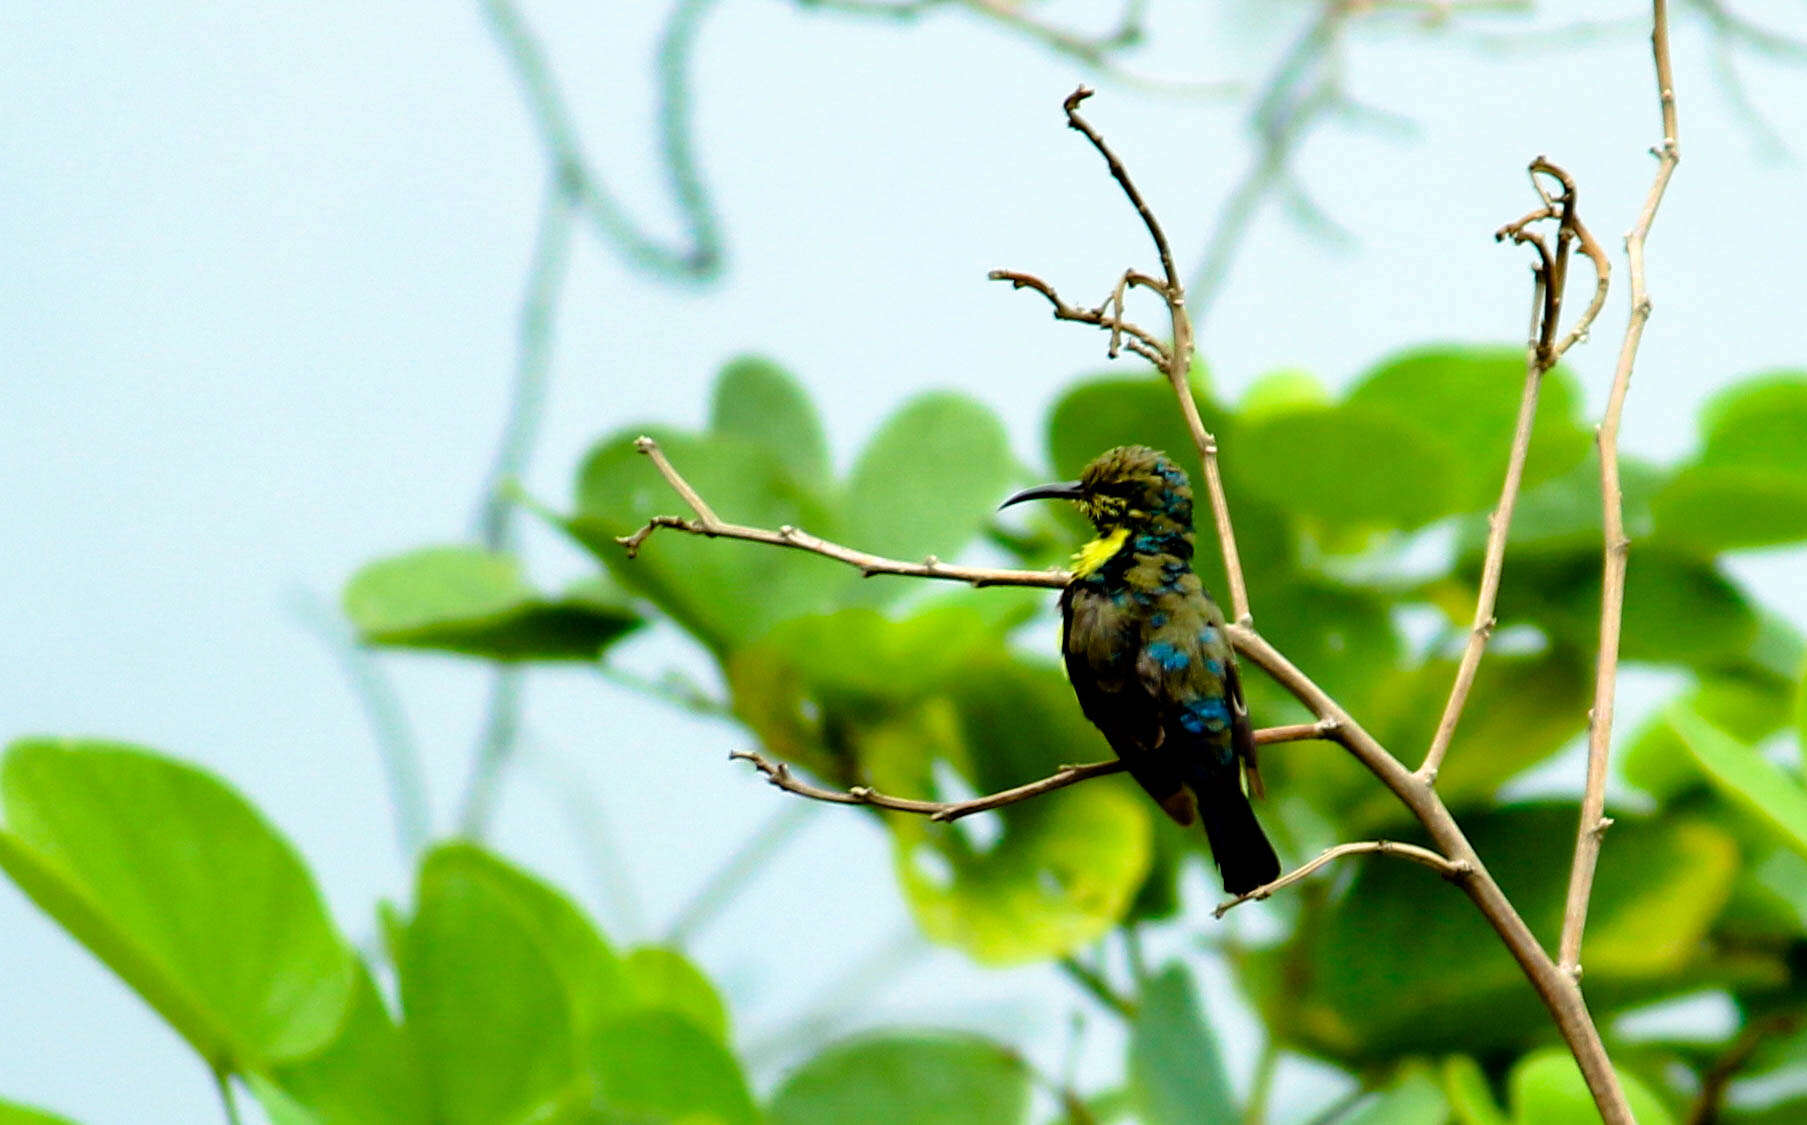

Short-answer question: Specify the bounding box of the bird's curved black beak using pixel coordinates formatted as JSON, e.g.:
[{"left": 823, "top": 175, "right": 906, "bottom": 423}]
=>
[{"left": 998, "top": 480, "right": 1085, "bottom": 510}]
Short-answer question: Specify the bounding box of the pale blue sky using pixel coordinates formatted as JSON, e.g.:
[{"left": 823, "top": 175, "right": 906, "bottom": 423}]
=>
[{"left": 4, "top": 3, "right": 1806, "bottom": 1121}]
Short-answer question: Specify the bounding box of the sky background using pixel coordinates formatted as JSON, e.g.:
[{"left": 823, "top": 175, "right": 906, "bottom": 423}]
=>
[{"left": 5, "top": 2, "right": 1807, "bottom": 1121}]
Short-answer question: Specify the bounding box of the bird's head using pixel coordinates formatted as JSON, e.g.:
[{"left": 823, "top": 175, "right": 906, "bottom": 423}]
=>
[{"left": 999, "top": 445, "right": 1194, "bottom": 537}]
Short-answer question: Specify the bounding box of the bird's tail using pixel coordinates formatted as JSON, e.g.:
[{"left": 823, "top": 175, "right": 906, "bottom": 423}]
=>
[{"left": 1193, "top": 771, "right": 1281, "bottom": 896}]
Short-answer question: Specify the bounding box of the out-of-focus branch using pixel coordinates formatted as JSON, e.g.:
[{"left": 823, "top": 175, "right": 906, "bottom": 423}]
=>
[
  {"left": 1560, "top": 0, "right": 1681, "bottom": 983},
  {"left": 482, "top": 0, "right": 723, "bottom": 280},
  {"left": 1213, "top": 840, "right": 1471, "bottom": 919}
]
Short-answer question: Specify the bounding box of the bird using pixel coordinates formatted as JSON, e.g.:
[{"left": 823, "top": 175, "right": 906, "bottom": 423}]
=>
[{"left": 1000, "top": 444, "right": 1280, "bottom": 896}]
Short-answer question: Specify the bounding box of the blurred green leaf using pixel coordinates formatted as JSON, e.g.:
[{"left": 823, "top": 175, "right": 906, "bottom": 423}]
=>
[
  {"left": 1346, "top": 346, "right": 1590, "bottom": 514},
  {"left": 344, "top": 546, "right": 640, "bottom": 661},
  {"left": 1441, "top": 1056, "right": 1509, "bottom": 1125},
  {"left": 1236, "top": 404, "right": 1458, "bottom": 530},
  {"left": 1240, "top": 368, "right": 1330, "bottom": 421},
  {"left": 1128, "top": 964, "right": 1235, "bottom": 1125},
  {"left": 617, "top": 947, "right": 729, "bottom": 1044},
  {"left": 843, "top": 392, "right": 1015, "bottom": 571},
  {"left": 1045, "top": 375, "right": 1223, "bottom": 483},
  {"left": 767, "top": 1034, "right": 1032, "bottom": 1125},
  {"left": 1452, "top": 457, "right": 1664, "bottom": 560},
  {"left": 1667, "top": 706, "right": 1807, "bottom": 860},
  {"left": 0, "top": 739, "right": 356, "bottom": 1072},
  {"left": 1249, "top": 806, "right": 1738, "bottom": 1061},
  {"left": 0, "top": 1100, "right": 79, "bottom": 1125},
  {"left": 1622, "top": 677, "right": 1792, "bottom": 802},
  {"left": 567, "top": 429, "right": 853, "bottom": 651},
  {"left": 397, "top": 845, "right": 580, "bottom": 1125},
  {"left": 710, "top": 355, "right": 831, "bottom": 484},
  {"left": 1653, "top": 372, "right": 1807, "bottom": 552},
  {"left": 258, "top": 961, "right": 429, "bottom": 1125},
  {"left": 588, "top": 1011, "right": 757, "bottom": 1125},
  {"left": 1506, "top": 1047, "right": 1675, "bottom": 1125},
  {"left": 1344, "top": 1062, "right": 1449, "bottom": 1125}
]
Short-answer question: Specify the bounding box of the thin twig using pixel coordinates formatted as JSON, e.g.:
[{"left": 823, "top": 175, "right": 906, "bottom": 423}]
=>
[
  {"left": 731, "top": 722, "right": 1335, "bottom": 823},
  {"left": 619, "top": 437, "right": 1068, "bottom": 589},
  {"left": 1560, "top": 0, "right": 1680, "bottom": 985},
  {"left": 1417, "top": 157, "right": 1607, "bottom": 784},
  {"left": 986, "top": 269, "right": 1171, "bottom": 367},
  {"left": 1213, "top": 840, "right": 1471, "bottom": 918}
]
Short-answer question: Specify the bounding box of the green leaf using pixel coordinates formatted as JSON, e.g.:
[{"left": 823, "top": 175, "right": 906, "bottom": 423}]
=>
[
  {"left": 1240, "top": 368, "right": 1330, "bottom": 421},
  {"left": 0, "top": 739, "right": 356, "bottom": 1072},
  {"left": 397, "top": 845, "right": 581, "bottom": 1125},
  {"left": 568, "top": 429, "right": 853, "bottom": 651},
  {"left": 1506, "top": 1048, "right": 1675, "bottom": 1125},
  {"left": 588, "top": 1011, "right": 757, "bottom": 1125},
  {"left": 1666, "top": 706, "right": 1807, "bottom": 859},
  {"left": 1128, "top": 964, "right": 1235, "bottom": 1125},
  {"left": 1045, "top": 376, "right": 1223, "bottom": 483},
  {"left": 1452, "top": 457, "right": 1665, "bottom": 560},
  {"left": 258, "top": 960, "right": 429, "bottom": 1125},
  {"left": 1442, "top": 1057, "right": 1509, "bottom": 1125},
  {"left": 1248, "top": 805, "right": 1739, "bottom": 1061},
  {"left": 1621, "top": 677, "right": 1793, "bottom": 802},
  {"left": 616, "top": 947, "right": 729, "bottom": 1044},
  {"left": 768, "top": 1034, "right": 1032, "bottom": 1125},
  {"left": 842, "top": 392, "right": 1015, "bottom": 569},
  {"left": 710, "top": 355, "right": 831, "bottom": 484},
  {"left": 1344, "top": 346, "right": 1590, "bottom": 514},
  {"left": 1653, "top": 372, "right": 1807, "bottom": 552},
  {"left": 0, "top": 1100, "right": 80, "bottom": 1125},
  {"left": 882, "top": 659, "right": 1154, "bottom": 963},
  {"left": 1344, "top": 1062, "right": 1449, "bottom": 1125},
  {"left": 1235, "top": 404, "right": 1459, "bottom": 530},
  {"left": 344, "top": 546, "right": 640, "bottom": 661}
]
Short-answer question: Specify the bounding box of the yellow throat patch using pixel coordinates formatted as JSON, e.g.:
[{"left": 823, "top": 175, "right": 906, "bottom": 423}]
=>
[{"left": 1072, "top": 527, "right": 1130, "bottom": 578}]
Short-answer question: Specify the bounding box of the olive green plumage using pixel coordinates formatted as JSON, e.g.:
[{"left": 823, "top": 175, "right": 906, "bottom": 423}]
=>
[{"left": 1001, "top": 445, "right": 1280, "bottom": 895}]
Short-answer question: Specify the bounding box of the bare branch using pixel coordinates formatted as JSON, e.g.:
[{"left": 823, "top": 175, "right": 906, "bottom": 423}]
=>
[
  {"left": 1561, "top": 0, "right": 1681, "bottom": 985},
  {"left": 732, "top": 721, "right": 1336, "bottom": 823},
  {"left": 1418, "top": 157, "right": 1608, "bottom": 784},
  {"left": 1213, "top": 840, "right": 1471, "bottom": 919},
  {"left": 618, "top": 437, "right": 1067, "bottom": 588},
  {"left": 986, "top": 269, "right": 1171, "bottom": 366}
]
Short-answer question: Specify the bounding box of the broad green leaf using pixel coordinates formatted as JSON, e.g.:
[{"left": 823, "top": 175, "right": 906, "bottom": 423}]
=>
[
  {"left": 1236, "top": 405, "right": 1459, "bottom": 530},
  {"left": 1507, "top": 1048, "right": 1675, "bottom": 1125},
  {"left": 1241, "top": 368, "right": 1330, "bottom": 420},
  {"left": 617, "top": 947, "right": 729, "bottom": 1044},
  {"left": 0, "top": 1100, "right": 79, "bottom": 1125},
  {"left": 397, "top": 845, "right": 580, "bottom": 1125},
  {"left": 567, "top": 429, "right": 853, "bottom": 651},
  {"left": 0, "top": 739, "right": 356, "bottom": 1072},
  {"left": 1621, "top": 677, "right": 1792, "bottom": 802},
  {"left": 842, "top": 393, "right": 1015, "bottom": 569},
  {"left": 709, "top": 355, "right": 831, "bottom": 484},
  {"left": 883, "top": 659, "right": 1154, "bottom": 963},
  {"left": 1247, "top": 805, "right": 1738, "bottom": 1061},
  {"left": 1485, "top": 545, "right": 1758, "bottom": 669},
  {"left": 767, "top": 1034, "right": 1031, "bottom": 1125},
  {"left": 1344, "top": 1062, "right": 1449, "bottom": 1125},
  {"left": 344, "top": 546, "right": 640, "bottom": 661},
  {"left": 1442, "top": 1057, "right": 1509, "bottom": 1125},
  {"left": 1653, "top": 372, "right": 1807, "bottom": 552},
  {"left": 258, "top": 961, "right": 429, "bottom": 1125},
  {"left": 588, "top": 1011, "right": 757, "bottom": 1125},
  {"left": 1345, "top": 346, "right": 1590, "bottom": 514},
  {"left": 1045, "top": 375, "right": 1224, "bottom": 483},
  {"left": 1667, "top": 706, "right": 1807, "bottom": 859},
  {"left": 1128, "top": 964, "right": 1235, "bottom": 1125}
]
